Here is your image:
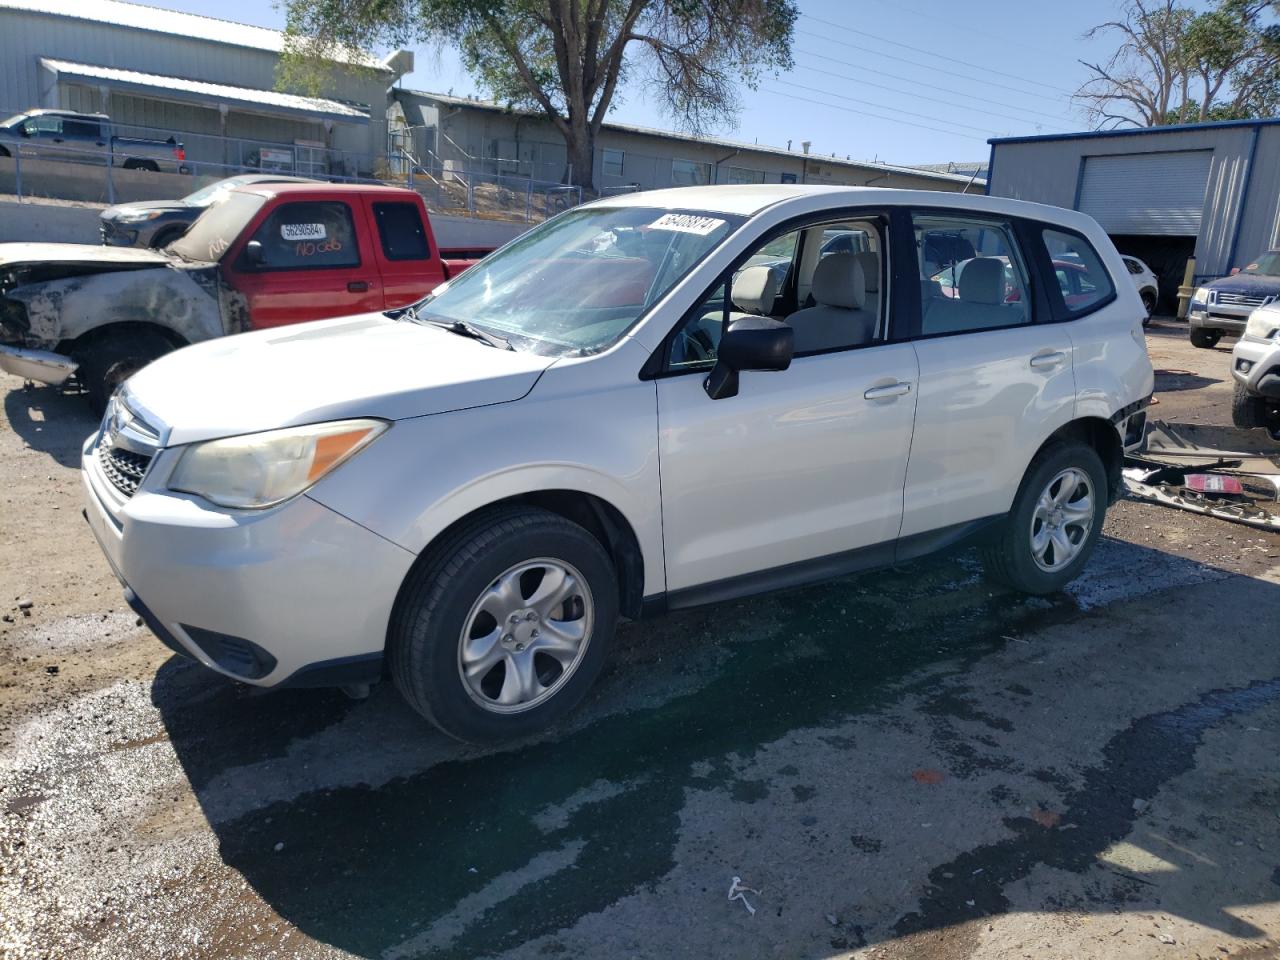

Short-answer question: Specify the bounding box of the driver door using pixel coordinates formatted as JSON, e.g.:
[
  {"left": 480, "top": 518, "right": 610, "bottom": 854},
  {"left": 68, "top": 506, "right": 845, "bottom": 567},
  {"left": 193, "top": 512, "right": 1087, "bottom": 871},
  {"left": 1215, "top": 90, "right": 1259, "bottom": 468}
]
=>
[{"left": 654, "top": 216, "right": 919, "bottom": 601}]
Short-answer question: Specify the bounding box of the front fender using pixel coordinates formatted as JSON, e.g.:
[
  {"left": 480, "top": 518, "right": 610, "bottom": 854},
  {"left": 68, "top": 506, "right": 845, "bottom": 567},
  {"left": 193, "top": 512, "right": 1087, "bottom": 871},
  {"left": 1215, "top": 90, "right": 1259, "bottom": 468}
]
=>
[{"left": 9, "top": 266, "right": 222, "bottom": 347}]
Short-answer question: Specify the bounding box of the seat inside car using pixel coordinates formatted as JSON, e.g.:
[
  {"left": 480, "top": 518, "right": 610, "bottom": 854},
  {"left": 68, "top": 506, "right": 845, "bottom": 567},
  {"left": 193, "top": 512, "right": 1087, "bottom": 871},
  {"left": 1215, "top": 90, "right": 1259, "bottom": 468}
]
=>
[
  {"left": 853, "top": 250, "right": 880, "bottom": 317},
  {"left": 923, "top": 257, "right": 1022, "bottom": 334},
  {"left": 786, "top": 252, "right": 876, "bottom": 352},
  {"left": 729, "top": 264, "right": 778, "bottom": 320}
]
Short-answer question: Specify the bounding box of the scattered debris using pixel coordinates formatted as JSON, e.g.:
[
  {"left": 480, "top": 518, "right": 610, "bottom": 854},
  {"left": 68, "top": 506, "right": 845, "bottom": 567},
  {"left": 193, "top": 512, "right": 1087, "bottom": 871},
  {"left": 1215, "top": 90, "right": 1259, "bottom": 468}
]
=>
[
  {"left": 1030, "top": 807, "right": 1061, "bottom": 828},
  {"left": 728, "top": 876, "right": 761, "bottom": 916},
  {"left": 17, "top": 599, "right": 33, "bottom": 610},
  {"left": 1158, "top": 933, "right": 1176, "bottom": 945},
  {"left": 911, "top": 769, "right": 945, "bottom": 785}
]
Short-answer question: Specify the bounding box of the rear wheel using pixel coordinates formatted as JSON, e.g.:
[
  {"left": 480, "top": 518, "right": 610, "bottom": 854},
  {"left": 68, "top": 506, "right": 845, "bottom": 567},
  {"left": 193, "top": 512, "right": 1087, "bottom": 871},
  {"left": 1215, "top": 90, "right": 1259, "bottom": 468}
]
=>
[
  {"left": 981, "top": 441, "right": 1107, "bottom": 595},
  {"left": 1232, "top": 382, "right": 1280, "bottom": 440},
  {"left": 1141, "top": 290, "right": 1156, "bottom": 323},
  {"left": 122, "top": 159, "right": 159, "bottom": 173},
  {"left": 1190, "top": 328, "right": 1222, "bottom": 349},
  {"left": 73, "top": 329, "right": 176, "bottom": 413},
  {"left": 389, "top": 506, "right": 618, "bottom": 743}
]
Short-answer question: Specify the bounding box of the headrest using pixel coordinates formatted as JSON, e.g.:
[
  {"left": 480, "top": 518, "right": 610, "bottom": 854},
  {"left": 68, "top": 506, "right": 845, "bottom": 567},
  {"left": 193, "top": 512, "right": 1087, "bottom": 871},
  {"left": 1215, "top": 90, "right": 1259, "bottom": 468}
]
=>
[
  {"left": 731, "top": 265, "right": 778, "bottom": 316},
  {"left": 811, "top": 253, "right": 865, "bottom": 310},
  {"left": 854, "top": 251, "right": 879, "bottom": 293},
  {"left": 958, "top": 257, "right": 1006, "bottom": 305}
]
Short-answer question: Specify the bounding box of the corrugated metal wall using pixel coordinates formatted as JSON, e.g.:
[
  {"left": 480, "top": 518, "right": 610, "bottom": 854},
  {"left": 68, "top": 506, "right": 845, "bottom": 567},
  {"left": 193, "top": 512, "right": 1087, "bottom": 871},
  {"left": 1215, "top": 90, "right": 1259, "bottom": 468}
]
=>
[
  {"left": 989, "top": 124, "right": 1280, "bottom": 278},
  {"left": 0, "top": 8, "right": 385, "bottom": 161}
]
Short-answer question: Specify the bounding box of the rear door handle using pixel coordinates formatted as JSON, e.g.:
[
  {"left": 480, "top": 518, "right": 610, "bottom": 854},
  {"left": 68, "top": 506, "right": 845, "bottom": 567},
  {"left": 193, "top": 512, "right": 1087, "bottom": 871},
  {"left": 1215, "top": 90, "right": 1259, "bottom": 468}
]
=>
[
  {"left": 1030, "top": 351, "right": 1067, "bottom": 369},
  {"left": 864, "top": 381, "right": 912, "bottom": 400},
  {"left": 347, "top": 280, "right": 370, "bottom": 292}
]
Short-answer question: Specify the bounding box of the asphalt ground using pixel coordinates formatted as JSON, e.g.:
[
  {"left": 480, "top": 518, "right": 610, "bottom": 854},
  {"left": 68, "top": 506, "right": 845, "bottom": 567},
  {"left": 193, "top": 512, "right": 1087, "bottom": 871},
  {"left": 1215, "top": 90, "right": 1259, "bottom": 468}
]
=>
[{"left": 2, "top": 320, "right": 1279, "bottom": 960}]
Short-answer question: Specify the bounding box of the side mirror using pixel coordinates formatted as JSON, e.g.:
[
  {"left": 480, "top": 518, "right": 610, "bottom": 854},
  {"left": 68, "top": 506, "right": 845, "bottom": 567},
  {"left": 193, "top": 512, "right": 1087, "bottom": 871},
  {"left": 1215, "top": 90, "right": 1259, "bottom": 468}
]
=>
[
  {"left": 704, "top": 316, "right": 794, "bottom": 400},
  {"left": 244, "top": 240, "right": 264, "bottom": 266}
]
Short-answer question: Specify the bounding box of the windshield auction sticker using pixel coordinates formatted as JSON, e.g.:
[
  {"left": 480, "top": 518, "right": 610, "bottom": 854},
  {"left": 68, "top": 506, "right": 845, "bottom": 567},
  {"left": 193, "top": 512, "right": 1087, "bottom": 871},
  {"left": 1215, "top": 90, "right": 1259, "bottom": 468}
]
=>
[
  {"left": 648, "top": 213, "right": 726, "bottom": 236},
  {"left": 281, "top": 223, "right": 327, "bottom": 241}
]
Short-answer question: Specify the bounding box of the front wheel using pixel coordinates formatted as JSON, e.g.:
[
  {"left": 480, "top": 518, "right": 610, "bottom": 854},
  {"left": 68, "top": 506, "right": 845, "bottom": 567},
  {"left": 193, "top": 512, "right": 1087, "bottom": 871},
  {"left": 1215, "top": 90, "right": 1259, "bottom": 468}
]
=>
[
  {"left": 1190, "top": 328, "right": 1222, "bottom": 349},
  {"left": 981, "top": 441, "right": 1107, "bottom": 595},
  {"left": 389, "top": 506, "right": 618, "bottom": 743},
  {"left": 1141, "top": 290, "right": 1157, "bottom": 322},
  {"left": 73, "top": 329, "right": 175, "bottom": 413},
  {"left": 1232, "top": 382, "right": 1280, "bottom": 440}
]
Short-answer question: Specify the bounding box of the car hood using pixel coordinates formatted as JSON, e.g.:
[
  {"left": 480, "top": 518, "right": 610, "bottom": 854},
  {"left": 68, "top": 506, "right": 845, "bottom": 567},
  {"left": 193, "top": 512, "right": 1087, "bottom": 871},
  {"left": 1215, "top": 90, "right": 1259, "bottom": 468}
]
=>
[
  {"left": 124, "top": 312, "right": 557, "bottom": 446},
  {"left": 1207, "top": 274, "right": 1280, "bottom": 295},
  {"left": 0, "top": 242, "right": 173, "bottom": 269},
  {"left": 101, "top": 200, "right": 190, "bottom": 220}
]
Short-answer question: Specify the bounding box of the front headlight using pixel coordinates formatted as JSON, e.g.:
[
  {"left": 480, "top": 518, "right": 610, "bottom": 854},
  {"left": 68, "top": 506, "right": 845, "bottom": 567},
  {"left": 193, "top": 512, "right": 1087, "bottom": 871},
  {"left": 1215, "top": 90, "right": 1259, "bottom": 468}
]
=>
[
  {"left": 169, "top": 419, "right": 387, "bottom": 509},
  {"left": 1244, "top": 308, "right": 1280, "bottom": 341},
  {"left": 1193, "top": 286, "right": 1211, "bottom": 304},
  {"left": 115, "top": 209, "right": 164, "bottom": 223}
]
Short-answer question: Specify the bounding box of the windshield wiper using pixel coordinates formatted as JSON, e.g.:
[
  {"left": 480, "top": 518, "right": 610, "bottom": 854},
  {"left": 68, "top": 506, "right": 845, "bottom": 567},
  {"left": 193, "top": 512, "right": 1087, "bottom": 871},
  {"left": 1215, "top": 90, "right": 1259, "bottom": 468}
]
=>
[{"left": 408, "top": 308, "right": 513, "bottom": 350}]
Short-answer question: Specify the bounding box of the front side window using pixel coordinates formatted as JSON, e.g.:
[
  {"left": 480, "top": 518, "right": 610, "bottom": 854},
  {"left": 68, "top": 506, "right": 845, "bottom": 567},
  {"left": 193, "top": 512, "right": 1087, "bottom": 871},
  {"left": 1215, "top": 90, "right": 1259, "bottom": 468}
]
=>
[
  {"left": 23, "top": 115, "right": 62, "bottom": 136},
  {"left": 916, "top": 214, "right": 1030, "bottom": 335},
  {"left": 373, "top": 202, "right": 430, "bottom": 261},
  {"left": 672, "top": 159, "right": 711, "bottom": 187},
  {"left": 244, "top": 201, "right": 360, "bottom": 271},
  {"left": 413, "top": 206, "right": 741, "bottom": 356},
  {"left": 667, "top": 215, "right": 887, "bottom": 370},
  {"left": 1042, "top": 228, "right": 1114, "bottom": 314},
  {"left": 601, "top": 149, "right": 624, "bottom": 178}
]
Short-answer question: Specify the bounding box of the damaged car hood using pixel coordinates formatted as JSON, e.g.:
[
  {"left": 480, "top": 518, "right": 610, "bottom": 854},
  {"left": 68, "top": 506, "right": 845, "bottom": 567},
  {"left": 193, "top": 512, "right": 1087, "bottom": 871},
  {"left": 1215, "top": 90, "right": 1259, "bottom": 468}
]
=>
[
  {"left": 0, "top": 243, "right": 173, "bottom": 269},
  {"left": 124, "top": 312, "right": 557, "bottom": 446}
]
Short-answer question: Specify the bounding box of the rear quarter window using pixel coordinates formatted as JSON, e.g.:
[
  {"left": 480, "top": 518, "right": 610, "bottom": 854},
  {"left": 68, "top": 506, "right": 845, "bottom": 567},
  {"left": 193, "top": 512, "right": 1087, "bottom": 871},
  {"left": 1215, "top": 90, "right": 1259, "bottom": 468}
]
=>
[
  {"left": 1042, "top": 228, "right": 1115, "bottom": 316},
  {"left": 373, "top": 202, "right": 430, "bottom": 261}
]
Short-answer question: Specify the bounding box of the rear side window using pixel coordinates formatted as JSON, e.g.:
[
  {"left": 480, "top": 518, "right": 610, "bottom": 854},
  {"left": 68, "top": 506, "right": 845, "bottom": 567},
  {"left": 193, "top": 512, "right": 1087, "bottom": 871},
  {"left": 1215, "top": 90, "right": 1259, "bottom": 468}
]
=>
[
  {"left": 1042, "top": 229, "right": 1114, "bottom": 315},
  {"left": 914, "top": 214, "right": 1031, "bottom": 336},
  {"left": 1124, "top": 258, "right": 1143, "bottom": 276},
  {"left": 246, "top": 201, "right": 360, "bottom": 270},
  {"left": 63, "top": 118, "right": 101, "bottom": 139},
  {"left": 373, "top": 202, "right": 430, "bottom": 261}
]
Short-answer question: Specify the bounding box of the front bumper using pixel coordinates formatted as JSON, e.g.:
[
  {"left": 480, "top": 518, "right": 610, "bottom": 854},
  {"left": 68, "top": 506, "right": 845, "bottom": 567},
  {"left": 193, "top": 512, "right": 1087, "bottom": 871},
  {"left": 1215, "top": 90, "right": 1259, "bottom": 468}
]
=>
[
  {"left": 0, "top": 344, "right": 78, "bottom": 385},
  {"left": 99, "top": 221, "right": 139, "bottom": 247},
  {"left": 1188, "top": 308, "right": 1247, "bottom": 334},
  {"left": 81, "top": 432, "right": 417, "bottom": 688},
  {"left": 1230, "top": 336, "right": 1280, "bottom": 399}
]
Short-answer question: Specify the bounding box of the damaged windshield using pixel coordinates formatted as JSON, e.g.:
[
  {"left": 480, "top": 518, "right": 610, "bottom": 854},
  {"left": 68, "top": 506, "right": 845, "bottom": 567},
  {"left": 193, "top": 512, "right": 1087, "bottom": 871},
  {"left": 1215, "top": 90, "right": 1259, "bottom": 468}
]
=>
[
  {"left": 167, "top": 191, "right": 267, "bottom": 261},
  {"left": 410, "top": 206, "right": 742, "bottom": 356}
]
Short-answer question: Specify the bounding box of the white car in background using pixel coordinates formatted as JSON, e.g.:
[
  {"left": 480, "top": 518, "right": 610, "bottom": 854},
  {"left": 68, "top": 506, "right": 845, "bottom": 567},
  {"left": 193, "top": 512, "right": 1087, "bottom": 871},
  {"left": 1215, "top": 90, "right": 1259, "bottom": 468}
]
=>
[
  {"left": 83, "top": 187, "right": 1154, "bottom": 743},
  {"left": 1121, "top": 255, "right": 1160, "bottom": 320}
]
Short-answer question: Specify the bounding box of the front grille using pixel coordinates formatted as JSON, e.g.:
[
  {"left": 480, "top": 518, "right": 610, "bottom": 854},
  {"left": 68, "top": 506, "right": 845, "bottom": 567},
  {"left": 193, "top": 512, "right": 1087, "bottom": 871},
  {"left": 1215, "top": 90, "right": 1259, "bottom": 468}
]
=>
[
  {"left": 97, "top": 443, "right": 152, "bottom": 497},
  {"left": 1216, "top": 292, "right": 1269, "bottom": 307}
]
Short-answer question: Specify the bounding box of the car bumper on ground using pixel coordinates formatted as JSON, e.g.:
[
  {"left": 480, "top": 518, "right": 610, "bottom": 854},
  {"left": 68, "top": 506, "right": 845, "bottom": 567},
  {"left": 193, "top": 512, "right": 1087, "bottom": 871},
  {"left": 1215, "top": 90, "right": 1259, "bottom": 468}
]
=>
[
  {"left": 1231, "top": 336, "right": 1280, "bottom": 398},
  {"left": 0, "top": 344, "right": 78, "bottom": 385},
  {"left": 80, "top": 432, "right": 417, "bottom": 688}
]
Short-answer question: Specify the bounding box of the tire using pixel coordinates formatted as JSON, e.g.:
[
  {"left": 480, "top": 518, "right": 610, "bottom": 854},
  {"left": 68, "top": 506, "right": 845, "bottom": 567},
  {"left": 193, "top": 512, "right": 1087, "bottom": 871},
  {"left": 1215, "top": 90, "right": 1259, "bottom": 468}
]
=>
[
  {"left": 1231, "top": 382, "right": 1280, "bottom": 439},
  {"left": 0, "top": 146, "right": 10, "bottom": 158},
  {"left": 389, "top": 506, "right": 619, "bottom": 743},
  {"left": 1190, "top": 328, "right": 1222, "bottom": 349},
  {"left": 1141, "top": 290, "right": 1157, "bottom": 321},
  {"left": 149, "top": 226, "right": 185, "bottom": 249},
  {"left": 122, "top": 159, "right": 159, "bottom": 173},
  {"left": 74, "top": 329, "right": 176, "bottom": 413},
  {"left": 981, "top": 441, "right": 1108, "bottom": 595}
]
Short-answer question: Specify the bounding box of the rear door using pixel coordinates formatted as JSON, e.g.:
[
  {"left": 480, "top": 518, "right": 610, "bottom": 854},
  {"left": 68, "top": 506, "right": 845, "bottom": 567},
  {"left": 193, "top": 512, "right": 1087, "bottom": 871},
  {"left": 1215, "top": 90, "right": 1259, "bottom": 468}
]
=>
[
  {"left": 226, "top": 198, "right": 383, "bottom": 329},
  {"left": 901, "top": 210, "right": 1076, "bottom": 541},
  {"left": 363, "top": 197, "right": 448, "bottom": 308}
]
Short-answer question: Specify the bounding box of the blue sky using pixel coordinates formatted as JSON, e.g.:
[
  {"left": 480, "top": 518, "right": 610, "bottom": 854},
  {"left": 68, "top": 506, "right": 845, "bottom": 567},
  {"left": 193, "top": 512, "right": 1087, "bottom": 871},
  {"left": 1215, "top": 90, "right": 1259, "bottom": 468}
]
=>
[{"left": 133, "top": 0, "right": 1126, "bottom": 164}]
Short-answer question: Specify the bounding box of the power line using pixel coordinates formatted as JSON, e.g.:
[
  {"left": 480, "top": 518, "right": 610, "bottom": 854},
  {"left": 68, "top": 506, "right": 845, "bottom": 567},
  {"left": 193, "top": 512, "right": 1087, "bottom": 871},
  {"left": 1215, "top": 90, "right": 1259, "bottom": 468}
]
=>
[
  {"left": 794, "top": 47, "right": 1072, "bottom": 123},
  {"left": 795, "top": 27, "right": 1071, "bottom": 104},
  {"left": 757, "top": 87, "right": 988, "bottom": 144},
  {"left": 800, "top": 13, "right": 1077, "bottom": 97},
  {"left": 858, "top": 0, "right": 1080, "bottom": 64},
  {"left": 771, "top": 77, "right": 998, "bottom": 136},
  {"left": 791, "top": 58, "right": 1071, "bottom": 132}
]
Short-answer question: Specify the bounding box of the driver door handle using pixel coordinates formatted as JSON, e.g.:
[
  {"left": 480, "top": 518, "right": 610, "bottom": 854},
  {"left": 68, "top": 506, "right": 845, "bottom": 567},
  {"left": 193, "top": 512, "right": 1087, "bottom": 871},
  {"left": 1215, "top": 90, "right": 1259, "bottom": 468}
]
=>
[
  {"left": 347, "top": 280, "right": 371, "bottom": 292},
  {"left": 1030, "top": 351, "right": 1067, "bottom": 369},
  {"left": 864, "top": 381, "right": 912, "bottom": 400}
]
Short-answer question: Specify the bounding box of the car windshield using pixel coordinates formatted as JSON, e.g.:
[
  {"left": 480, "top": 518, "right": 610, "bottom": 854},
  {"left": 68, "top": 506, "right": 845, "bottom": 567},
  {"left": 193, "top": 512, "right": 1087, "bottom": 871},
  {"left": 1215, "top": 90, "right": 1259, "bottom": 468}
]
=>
[
  {"left": 182, "top": 177, "right": 257, "bottom": 207},
  {"left": 1241, "top": 252, "right": 1280, "bottom": 277},
  {"left": 167, "top": 191, "right": 267, "bottom": 261},
  {"left": 411, "top": 206, "right": 742, "bottom": 355}
]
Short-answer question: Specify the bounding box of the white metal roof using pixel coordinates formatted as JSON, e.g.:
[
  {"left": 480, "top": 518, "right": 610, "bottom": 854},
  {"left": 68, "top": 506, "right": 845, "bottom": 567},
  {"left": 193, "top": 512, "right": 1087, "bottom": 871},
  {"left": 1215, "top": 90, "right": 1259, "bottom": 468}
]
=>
[
  {"left": 1, "top": 0, "right": 383, "bottom": 68},
  {"left": 40, "top": 58, "right": 370, "bottom": 122},
  {"left": 405, "top": 90, "right": 983, "bottom": 187},
  {"left": 592, "top": 183, "right": 1091, "bottom": 229}
]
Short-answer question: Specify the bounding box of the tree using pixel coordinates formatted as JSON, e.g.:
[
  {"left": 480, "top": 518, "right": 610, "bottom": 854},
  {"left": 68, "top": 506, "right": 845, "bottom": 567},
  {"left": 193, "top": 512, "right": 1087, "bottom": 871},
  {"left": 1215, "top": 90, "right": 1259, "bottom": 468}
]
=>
[
  {"left": 279, "top": 0, "right": 797, "bottom": 191},
  {"left": 1074, "top": 0, "right": 1280, "bottom": 129}
]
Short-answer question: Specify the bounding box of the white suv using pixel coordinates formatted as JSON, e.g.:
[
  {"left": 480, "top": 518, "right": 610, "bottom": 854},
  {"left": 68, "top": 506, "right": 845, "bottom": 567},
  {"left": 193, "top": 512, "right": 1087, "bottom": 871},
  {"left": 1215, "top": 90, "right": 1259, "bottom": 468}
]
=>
[{"left": 82, "top": 187, "right": 1154, "bottom": 742}]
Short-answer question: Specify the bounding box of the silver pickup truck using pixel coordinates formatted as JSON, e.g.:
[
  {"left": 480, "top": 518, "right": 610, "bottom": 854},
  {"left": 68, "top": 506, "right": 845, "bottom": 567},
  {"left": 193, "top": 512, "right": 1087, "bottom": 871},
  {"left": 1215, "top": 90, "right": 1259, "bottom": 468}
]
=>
[{"left": 0, "top": 109, "right": 188, "bottom": 174}]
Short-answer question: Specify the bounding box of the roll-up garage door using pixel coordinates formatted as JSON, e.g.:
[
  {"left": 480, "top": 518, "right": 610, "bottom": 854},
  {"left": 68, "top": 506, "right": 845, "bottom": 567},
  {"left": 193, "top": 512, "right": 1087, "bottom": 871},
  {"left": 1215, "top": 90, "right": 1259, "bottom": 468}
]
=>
[{"left": 1077, "top": 151, "right": 1212, "bottom": 235}]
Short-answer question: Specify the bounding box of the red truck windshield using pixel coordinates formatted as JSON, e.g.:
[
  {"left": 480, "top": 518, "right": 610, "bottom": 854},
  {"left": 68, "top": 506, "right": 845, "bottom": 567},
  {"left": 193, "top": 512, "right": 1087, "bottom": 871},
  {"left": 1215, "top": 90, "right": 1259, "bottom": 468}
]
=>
[{"left": 168, "top": 191, "right": 267, "bottom": 261}]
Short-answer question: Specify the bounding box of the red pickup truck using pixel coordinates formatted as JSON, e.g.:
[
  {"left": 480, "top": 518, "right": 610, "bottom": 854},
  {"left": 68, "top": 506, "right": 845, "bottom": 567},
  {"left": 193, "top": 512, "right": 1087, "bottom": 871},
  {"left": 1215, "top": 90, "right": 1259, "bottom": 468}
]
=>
[{"left": 0, "top": 183, "right": 494, "bottom": 407}]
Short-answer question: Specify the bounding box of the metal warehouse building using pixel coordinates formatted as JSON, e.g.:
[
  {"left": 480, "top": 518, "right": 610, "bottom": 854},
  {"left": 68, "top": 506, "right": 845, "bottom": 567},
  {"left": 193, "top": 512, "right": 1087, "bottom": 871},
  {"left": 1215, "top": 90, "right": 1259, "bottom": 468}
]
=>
[
  {"left": 987, "top": 120, "right": 1280, "bottom": 308},
  {"left": 0, "top": 0, "right": 411, "bottom": 176},
  {"left": 391, "top": 89, "right": 983, "bottom": 194}
]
